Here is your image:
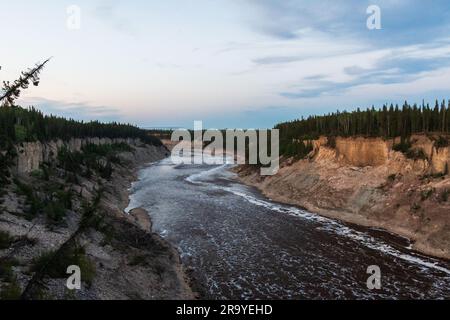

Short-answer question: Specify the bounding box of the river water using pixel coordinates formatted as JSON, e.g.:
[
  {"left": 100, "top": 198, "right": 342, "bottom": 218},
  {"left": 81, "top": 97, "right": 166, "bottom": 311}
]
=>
[{"left": 126, "top": 156, "right": 450, "bottom": 299}]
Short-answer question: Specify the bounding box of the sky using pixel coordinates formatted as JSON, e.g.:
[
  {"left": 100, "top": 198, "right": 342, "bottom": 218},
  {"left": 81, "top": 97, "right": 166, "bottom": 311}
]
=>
[{"left": 1, "top": 0, "right": 450, "bottom": 128}]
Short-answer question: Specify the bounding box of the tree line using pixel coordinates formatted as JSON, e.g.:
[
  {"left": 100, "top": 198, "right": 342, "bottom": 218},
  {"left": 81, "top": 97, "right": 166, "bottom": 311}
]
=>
[
  {"left": 0, "top": 106, "right": 162, "bottom": 147},
  {"left": 276, "top": 100, "right": 450, "bottom": 157},
  {"left": 277, "top": 100, "right": 450, "bottom": 139}
]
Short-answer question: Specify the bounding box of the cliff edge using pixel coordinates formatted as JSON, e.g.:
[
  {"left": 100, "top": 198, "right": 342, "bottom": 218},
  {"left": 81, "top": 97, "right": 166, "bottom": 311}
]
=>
[
  {"left": 235, "top": 134, "right": 450, "bottom": 260},
  {"left": 0, "top": 138, "right": 194, "bottom": 300}
]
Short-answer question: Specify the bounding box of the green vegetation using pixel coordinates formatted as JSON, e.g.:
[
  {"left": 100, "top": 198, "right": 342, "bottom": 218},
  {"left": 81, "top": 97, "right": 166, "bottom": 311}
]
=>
[
  {"left": 277, "top": 100, "right": 450, "bottom": 157},
  {"left": 128, "top": 254, "right": 149, "bottom": 267},
  {"left": 280, "top": 139, "right": 313, "bottom": 159},
  {"left": 405, "top": 148, "right": 427, "bottom": 160},
  {"left": 0, "top": 140, "right": 16, "bottom": 195},
  {"left": 14, "top": 178, "right": 73, "bottom": 225},
  {"left": 0, "top": 105, "right": 162, "bottom": 197},
  {"left": 0, "top": 231, "right": 13, "bottom": 250},
  {"left": 0, "top": 106, "right": 162, "bottom": 146},
  {"left": 440, "top": 189, "right": 449, "bottom": 202},
  {"left": 387, "top": 174, "right": 397, "bottom": 182},
  {"left": 0, "top": 257, "right": 20, "bottom": 283},
  {"left": 393, "top": 140, "right": 412, "bottom": 153},
  {"left": 0, "top": 277, "right": 22, "bottom": 300},
  {"left": 434, "top": 136, "right": 449, "bottom": 149},
  {"left": 326, "top": 136, "right": 337, "bottom": 149},
  {"left": 12, "top": 140, "right": 126, "bottom": 225},
  {"left": 57, "top": 142, "right": 134, "bottom": 180},
  {"left": 421, "top": 188, "right": 434, "bottom": 201},
  {"left": 32, "top": 243, "right": 96, "bottom": 286},
  {"left": 1, "top": 58, "right": 51, "bottom": 107}
]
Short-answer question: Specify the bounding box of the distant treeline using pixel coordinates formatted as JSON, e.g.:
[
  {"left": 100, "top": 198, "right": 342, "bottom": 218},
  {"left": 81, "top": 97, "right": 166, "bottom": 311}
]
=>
[
  {"left": 0, "top": 106, "right": 162, "bottom": 147},
  {"left": 147, "top": 129, "right": 173, "bottom": 140},
  {"left": 276, "top": 100, "right": 450, "bottom": 158}
]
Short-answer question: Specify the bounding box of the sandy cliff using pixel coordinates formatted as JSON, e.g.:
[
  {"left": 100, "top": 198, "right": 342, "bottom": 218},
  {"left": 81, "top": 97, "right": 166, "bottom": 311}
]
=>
[{"left": 235, "top": 134, "right": 450, "bottom": 260}]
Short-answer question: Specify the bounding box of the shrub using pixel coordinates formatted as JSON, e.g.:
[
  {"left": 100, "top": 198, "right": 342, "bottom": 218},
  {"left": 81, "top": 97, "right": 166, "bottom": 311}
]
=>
[
  {"left": 44, "top": 202, "right": 67, "bottom": 225},
  {"left": 31, "top": 169, "right": 45, "bottom": 179},
  {"left": 406, "top": 148, "right": 427, "bottom": 160},
  {"left": 57, "top": 147, "right": 83, "bottom": 173},
  {"left": 280, "top": 139, "right": 313, "bottom": 159},
  {"left": 388, "top": 174, "right": 397, "bottom": 182},
  {"left": 0, "top": 231, "right": 13, "bottom": 250},
  {"left": 434, "top": 136, "right": 449, "bottom": 149},
  {"left": 14, "top": 179, "right": 43, "bottom": 218},
  {"left": 128, "top": 254, "right": 149, "bottom": 267},
  {"left": 14, "top": 124, "right": 27, "bottom": 143},
  {"left": 326, "top": 136, "right": 336, "bottom": 149},
  {"left": 440, "top": 189, "right": 449, "bottom": 202},
  {"left": 32, "top": 244, "right": 96, "bottom": 286},
  {"left": 393, "top": 140, "right": 412, "bottom": 153},
  {"left": 421, "top": 188, "right": 434, "bottom": 201},
  {"left": 0, "top": 258, "right": 20, "bottom": 282},
  {"left": 0, "top": 277, "right": 22, "bottom": 300}
]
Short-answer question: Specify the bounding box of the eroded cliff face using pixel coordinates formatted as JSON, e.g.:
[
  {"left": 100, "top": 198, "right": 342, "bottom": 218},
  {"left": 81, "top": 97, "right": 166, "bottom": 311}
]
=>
[
  {"left": 235, "top": 134, "right": 450, "bottom": 259},
  {"left": 311, "top": 135, "right": 449, "bottom": 174},
  {"left": 335, "top": 137, "right": 389, "bottom": 166},
  {"left": 15, "top": 138, "right": 146, "bottom": 174},
  {"left": 1, "top": 140, "right": 194, "bottom": 300}
]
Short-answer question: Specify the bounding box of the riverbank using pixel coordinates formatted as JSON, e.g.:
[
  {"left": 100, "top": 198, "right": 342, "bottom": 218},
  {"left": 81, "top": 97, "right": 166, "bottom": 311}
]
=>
[
  {"left": 0, "top": 142, "right": 195, "bottom": 299},
  {"left": 95, "top": 144, "right": 195, "bottom": 299},
  {"left": 233, "top": 136, "right": 450, "bottom": 261}
]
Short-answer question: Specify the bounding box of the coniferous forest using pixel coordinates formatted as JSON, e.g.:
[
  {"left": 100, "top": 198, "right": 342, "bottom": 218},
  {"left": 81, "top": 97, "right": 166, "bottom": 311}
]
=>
[
  {"left": 0, "top": 106, "right": 162, "bottom": 147},
  {"left": 276, "top": 100, "right": 450, "bottom": 158}
]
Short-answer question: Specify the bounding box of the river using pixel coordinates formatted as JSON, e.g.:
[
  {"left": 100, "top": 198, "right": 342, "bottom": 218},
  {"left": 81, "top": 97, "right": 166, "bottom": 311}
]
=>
[{"left": 126, "top": 156, "right": 450, "bottom": 299}]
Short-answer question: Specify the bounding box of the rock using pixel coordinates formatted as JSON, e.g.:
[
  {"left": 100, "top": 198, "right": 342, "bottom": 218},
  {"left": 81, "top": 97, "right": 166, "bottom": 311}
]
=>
[
  {"left": 129, "top": 208, "right": 152, "bottom": 233},
  {"left": 14, "top": 137, "right": 142, "bottom": 174}
]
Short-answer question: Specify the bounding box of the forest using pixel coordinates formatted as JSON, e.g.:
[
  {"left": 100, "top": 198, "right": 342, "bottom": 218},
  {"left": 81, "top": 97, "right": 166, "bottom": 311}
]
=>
[
  {"left": 0, "top": 106, "right": 162, "bottom": 147},
  {"left": 276, "top": 100, "right": 450, "bottom": 158}
]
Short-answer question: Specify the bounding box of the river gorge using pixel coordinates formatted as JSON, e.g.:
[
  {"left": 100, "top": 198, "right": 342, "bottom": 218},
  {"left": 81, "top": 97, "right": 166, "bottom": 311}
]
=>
[{"left": 126, "top": 155, "right": 450, "bottom": 299}]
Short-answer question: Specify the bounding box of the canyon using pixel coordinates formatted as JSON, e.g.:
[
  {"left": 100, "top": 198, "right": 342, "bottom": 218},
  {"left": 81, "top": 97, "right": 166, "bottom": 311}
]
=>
[
  {"left": 1, "top": 138, "right": 193, "bottom": 299},
  {"left": 235, "top": 134, "right": 450, "bottom": 260}
]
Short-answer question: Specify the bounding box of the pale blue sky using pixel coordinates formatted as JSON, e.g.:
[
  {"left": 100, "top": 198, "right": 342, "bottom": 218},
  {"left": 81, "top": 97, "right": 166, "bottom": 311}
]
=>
[{"left": 1, "top": 0, "right": 450, "bottom": 128}]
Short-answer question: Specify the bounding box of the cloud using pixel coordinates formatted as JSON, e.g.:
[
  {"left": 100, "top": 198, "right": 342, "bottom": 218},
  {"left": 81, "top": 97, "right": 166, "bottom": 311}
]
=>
[
  {"left": 276, "top": 37, "right": 450, "bottom": 99},
  {"left": 252, "top": 56, "right": 305, "bottom": 65},
  {"left": 243, "top": 0, "right": 450, "bottom": 46},
  {"left": 20, "top": 97, "right": 123, "bottom": 123}
]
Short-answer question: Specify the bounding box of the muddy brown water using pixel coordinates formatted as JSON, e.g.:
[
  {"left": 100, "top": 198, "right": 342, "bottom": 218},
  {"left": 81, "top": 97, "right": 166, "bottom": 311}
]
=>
[{"left": 126, "top": 157, "right": 450, "bottom": 299}]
